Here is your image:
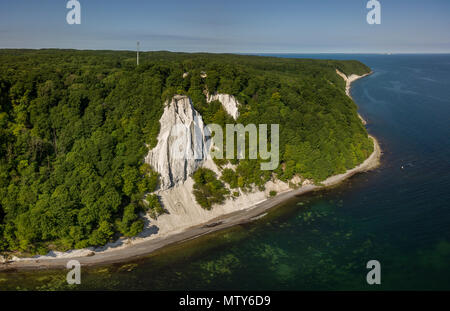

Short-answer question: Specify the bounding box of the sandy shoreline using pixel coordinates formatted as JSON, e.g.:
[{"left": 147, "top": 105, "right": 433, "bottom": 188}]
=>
[{"left": 0, "top": 71, "right": 380, "bottom": 271}]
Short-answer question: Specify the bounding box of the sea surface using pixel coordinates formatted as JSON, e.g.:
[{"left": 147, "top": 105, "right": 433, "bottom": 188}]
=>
[{"left": 1, "top": 54, "right": 450, "bottom": 290}]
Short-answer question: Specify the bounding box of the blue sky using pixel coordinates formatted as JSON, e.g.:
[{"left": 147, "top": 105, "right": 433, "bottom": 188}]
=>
[{"left": 0, "top": 0, "right": 449, "bottom": 53}]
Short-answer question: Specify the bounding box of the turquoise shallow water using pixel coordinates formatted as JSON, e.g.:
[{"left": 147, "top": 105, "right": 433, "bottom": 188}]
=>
[{"left": 1, "top": 54, "right": 450, "bottom": 290}]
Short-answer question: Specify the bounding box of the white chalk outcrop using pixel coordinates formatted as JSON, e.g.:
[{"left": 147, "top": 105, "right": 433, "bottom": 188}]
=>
[
  {"left": 142, "top": 93, "right": 299, "bottom": 235},
  {"left": 143, "top": 92, "right": 241, "bottom": 193},
  {"left": 207, "top": 93, "right": 240, "bottom": 120},
  {"left": 145, "top": 95, "right": 209, "bottom": 190}
]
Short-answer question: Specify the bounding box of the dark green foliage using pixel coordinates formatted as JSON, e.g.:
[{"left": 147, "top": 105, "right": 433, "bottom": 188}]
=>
[
  {"left": 0, "top": 49, "right": 372, "bottom": 253},
  {"left": 115, "top": 203, "right": 144, "bottom": 238},
  {"left": 220, "top": 168, "right": 239, "bottom": 189},
  {"left": 193, "top": 168, "right": 230, "bottom": 210},
  {"left": 145, "top": 194, "right": 165, "bottom": 219}
]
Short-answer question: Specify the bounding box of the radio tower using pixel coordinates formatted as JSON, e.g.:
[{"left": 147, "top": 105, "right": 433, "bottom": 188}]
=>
[{"left": 137, "top": 41, "right": 140, "bottom": 66}]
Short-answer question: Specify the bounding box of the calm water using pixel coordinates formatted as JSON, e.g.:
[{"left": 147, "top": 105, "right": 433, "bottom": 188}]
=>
[{"left": 1, "top": 54, "right": 450, "bottom": 290}]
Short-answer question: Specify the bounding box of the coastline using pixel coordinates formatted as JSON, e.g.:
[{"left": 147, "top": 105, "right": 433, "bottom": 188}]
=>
[
  {"left": 336, "top": 69, "right": 373, "bottom": 125},
  {"left": 0, "top": 70, "right": 380, "bottom": 271}
]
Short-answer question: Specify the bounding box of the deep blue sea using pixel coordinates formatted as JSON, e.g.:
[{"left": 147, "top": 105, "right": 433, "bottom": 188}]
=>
[{"left": 1, "top": 54, "right": 450, "bottom": 290}]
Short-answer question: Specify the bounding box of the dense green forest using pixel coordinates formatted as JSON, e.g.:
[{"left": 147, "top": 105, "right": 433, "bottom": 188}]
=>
[{"left": 0, "top": 49, "right": 372, "bottom": 255}]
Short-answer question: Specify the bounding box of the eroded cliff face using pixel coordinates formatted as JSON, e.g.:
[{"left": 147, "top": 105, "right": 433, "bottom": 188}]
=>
[
  {"left": 145, "top": 92, "right": 242, "bottom": 191},
  {"left": 207, "top": 93, "right": 240, "bottom": 120},
  {"left": 145, "top": 95, "right": 209, "bottom": 190},
  {"left": 143, "top": 94, "right": 303, "bottom": 234}
]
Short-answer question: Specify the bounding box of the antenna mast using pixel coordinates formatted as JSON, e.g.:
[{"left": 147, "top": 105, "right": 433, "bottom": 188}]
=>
[{"left": 137, "top": 41, "right": 140, "bottom": 66}]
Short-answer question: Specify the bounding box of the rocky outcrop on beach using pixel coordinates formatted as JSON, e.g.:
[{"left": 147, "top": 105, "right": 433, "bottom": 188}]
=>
[
  {"left": 145, "top": 95, "right": 209, "bottom": 190},
  {"left": 207, "top": 93, "right": 240, "bottom": 120}
]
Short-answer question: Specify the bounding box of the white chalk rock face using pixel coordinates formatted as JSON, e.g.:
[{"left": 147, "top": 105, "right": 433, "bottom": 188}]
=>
[
  {"left": 207, "top": 93, "right": 240, "bottom": 120},
  {"left": 145, "top": 95, "right": 210, "bottom": 190}
]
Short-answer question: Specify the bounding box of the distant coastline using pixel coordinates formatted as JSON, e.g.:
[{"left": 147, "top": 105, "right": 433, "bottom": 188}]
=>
[{"left": 0, "top": 69, "right": 380, "bottom": 271}]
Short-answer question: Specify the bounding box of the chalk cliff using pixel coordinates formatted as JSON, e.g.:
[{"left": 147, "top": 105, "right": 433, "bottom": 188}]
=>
[
  {"left": 145, "top": 95, "right": 209, "bottom": 190},
  {"left": 207, "top": 93, "right": 240, "bottom": 120},
  {"left": 142, "top": 94, "right": 305, "bottom": 236},
  {"left": 142, "top": 94, "right": 301, "bottom": 232}
]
